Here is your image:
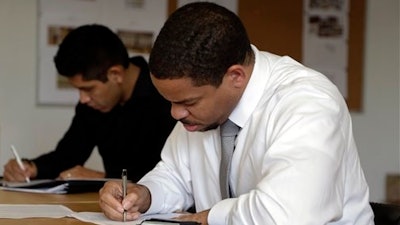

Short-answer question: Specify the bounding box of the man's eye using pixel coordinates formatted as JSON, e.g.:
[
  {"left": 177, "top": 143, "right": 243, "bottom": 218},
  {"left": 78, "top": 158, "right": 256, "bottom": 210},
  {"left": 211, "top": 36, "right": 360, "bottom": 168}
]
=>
[
  {"left": 81, "top": 88, "right": 93, "bottom": 92},
  {"left": 184, "top": 102, "right": 196, "bottom": 107}
]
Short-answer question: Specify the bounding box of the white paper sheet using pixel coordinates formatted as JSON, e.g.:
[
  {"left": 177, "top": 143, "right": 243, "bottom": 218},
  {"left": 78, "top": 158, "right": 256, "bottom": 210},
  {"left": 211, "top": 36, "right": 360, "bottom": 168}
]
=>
[
  {"left": 70, "top": 212, "right": 183, "bottom": 225},
  {"left": 0, "top": 204, "right": 183, "bottom": 225},
  {"left": 0, "top": 204, "right": 73, "bottom": 218},
  {"left": 0, "top": 183, "right": 68, "bottom": 194}
]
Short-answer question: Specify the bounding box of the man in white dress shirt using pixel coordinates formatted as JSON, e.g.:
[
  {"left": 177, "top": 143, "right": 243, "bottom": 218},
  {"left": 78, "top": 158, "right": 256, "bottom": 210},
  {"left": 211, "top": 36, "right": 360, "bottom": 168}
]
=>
[{"left": 99, "top": 2, "right": 374, "bottom": 225}]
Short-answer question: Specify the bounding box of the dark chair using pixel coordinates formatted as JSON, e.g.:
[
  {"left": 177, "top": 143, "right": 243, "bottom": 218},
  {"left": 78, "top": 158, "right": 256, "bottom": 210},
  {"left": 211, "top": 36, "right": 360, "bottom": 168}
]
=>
[{"left": 370, "top": 202, "right": 400, "bottom": 225}]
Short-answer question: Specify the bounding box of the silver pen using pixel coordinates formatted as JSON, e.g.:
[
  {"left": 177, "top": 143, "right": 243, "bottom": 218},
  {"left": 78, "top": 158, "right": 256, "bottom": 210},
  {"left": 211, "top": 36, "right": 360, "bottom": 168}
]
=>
[{"left": 122, "top": 169, "right": 127, "bottom": 222}]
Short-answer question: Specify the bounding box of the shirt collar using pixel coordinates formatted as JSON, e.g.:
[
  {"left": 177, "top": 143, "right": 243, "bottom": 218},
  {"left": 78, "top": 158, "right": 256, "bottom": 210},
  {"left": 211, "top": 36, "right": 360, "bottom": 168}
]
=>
[{"left": 229, "top": 45, "right": 269, "bottom": 128}]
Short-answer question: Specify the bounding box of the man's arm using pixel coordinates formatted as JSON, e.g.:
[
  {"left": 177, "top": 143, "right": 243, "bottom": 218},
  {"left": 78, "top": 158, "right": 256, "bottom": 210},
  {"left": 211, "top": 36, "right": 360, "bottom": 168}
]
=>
[{"left": 32, "top": 103, "right": 98, "bottom": 179}]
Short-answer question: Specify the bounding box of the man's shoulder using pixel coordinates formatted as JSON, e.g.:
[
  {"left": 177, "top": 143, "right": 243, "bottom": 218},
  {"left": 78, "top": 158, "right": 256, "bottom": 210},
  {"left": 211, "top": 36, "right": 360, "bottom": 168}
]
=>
[
  {"left": 129, "top": 56, "right": 148, "bottom": 68},
  {"left": 74, "top": 102, "right": 104, "bottom": 118}
]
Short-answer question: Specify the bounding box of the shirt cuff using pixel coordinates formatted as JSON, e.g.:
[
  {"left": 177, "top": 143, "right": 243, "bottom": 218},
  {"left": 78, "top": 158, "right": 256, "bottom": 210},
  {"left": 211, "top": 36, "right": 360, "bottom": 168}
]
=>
[
  {"left": 138, "top": 180, "right": 165, "bottom": 214},
  {"left": 208, "top": 198, "right": 236, "bottom": 225}
]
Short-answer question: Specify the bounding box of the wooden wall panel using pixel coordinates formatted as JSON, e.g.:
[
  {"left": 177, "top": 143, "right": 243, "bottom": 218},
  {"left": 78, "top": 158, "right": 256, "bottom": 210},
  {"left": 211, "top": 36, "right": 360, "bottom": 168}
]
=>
[
  {"left": 239, "top": 0, "right": 303, "bottom": 61},
  {"left": 167, "top": 0, "right": 365, "bottom": 110}
]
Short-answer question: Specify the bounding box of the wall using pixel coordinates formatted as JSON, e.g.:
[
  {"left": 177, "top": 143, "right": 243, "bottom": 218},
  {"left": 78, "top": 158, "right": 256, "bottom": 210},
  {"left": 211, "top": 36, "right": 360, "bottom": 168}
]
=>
[
  {"left": 0, "top": 0, "right": 102, "bottom": 173},
  {"left": 0, "top": 0, "right": 398, "bottom": 203},
  {"left": 351, "top": 0, "right": 400, "bottom": 202}
]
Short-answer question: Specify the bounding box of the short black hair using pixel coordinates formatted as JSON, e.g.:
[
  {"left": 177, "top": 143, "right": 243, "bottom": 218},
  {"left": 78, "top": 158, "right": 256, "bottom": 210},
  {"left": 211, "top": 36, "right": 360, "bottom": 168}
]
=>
[
  {"left": 149, "top": 2, "right": 254, "bottom": 87},
  {"left": 54, "top": 24, "right": 129, "bottom": 82}
]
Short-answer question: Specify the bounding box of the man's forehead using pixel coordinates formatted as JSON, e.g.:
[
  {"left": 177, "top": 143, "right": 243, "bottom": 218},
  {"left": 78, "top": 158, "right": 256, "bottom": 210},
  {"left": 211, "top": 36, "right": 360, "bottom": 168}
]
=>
[{"left": 68, "top": 75, "right": 101, "bottom": 88}]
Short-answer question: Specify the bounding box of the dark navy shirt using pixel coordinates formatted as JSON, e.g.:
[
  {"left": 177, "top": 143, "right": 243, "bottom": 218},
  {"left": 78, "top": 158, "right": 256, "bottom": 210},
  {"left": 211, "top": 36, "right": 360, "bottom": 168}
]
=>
[{"left": 33, "top": 56, "right": 176, "bottom": 181}]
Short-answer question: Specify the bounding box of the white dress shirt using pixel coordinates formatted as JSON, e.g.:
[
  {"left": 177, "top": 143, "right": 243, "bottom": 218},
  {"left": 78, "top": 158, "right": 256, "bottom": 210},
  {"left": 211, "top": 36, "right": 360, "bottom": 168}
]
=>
[{"left": 139, "top": 45, "right": 374, "bottom": 225}]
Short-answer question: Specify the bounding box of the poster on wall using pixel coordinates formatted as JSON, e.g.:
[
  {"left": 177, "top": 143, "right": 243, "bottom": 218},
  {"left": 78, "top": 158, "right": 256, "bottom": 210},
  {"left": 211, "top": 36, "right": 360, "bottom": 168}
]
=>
[
  {"left": 37, "top": 0, "right": 168, "bottom": 105},
  {"left": 302, "top": 0, "right": 349, "bottom": 98}
]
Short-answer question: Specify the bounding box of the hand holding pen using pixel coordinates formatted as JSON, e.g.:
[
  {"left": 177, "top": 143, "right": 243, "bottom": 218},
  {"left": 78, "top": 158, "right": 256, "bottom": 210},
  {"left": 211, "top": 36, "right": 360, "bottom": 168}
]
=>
[
  {"left": 10, "top": 145, "right": 31, "bottom": 183},
  {"left": 99, "top": 178, "right": 153, "bottom": 221}
]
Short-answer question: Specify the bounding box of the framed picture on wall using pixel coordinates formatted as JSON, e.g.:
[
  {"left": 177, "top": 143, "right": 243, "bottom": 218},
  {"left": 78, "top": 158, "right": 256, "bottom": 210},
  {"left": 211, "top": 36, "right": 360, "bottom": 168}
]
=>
[{"left": 37, "top": 0, "right": 168, "bottom": 105}]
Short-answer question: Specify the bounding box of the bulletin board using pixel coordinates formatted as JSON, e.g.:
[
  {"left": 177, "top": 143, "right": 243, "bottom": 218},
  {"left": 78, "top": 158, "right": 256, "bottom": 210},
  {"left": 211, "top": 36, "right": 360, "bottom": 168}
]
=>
[
  {"left": 37, "top": 0, "right": 168, "bottom": 106},
  {"left": 168, "top": 0, "right": 366, "bottom": 111}
]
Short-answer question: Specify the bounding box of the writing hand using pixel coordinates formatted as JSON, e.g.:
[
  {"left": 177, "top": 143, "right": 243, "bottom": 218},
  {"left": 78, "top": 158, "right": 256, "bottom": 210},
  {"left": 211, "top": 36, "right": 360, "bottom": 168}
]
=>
[
  {"left": 58, "top": 165, "right": 105, "bottom": 180},
  {"left": 3, "top": 159, "right": 36, "bottom": 182},
  {"left": 174, "top": 210, "right": 209, "bottom": 225},
  {"left": 99, "top": 181, "right": 151, "bottom": 221}
]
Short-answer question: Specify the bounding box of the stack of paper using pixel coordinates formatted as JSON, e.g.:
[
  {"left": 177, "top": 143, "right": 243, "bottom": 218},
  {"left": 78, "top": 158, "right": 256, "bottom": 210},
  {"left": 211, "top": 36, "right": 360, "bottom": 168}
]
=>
[
  {"left": 0, "top": 204, "right": 191, "bottom": 225},
  {"left": 0, "top": 178, "right": 114, "bottom": 194}
]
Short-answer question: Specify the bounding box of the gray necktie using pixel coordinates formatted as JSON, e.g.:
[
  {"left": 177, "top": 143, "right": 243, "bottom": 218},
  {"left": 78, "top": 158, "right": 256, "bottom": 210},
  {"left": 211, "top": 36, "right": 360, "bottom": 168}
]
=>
[{"left": 219, "top": 120, "right": 240, "bottom": 199}]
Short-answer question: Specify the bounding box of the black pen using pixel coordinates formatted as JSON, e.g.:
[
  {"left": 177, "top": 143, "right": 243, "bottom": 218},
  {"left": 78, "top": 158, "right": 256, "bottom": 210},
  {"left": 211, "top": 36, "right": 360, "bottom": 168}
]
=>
[{"left": 122, "top": 169, "right": 127, "bottom": 222}]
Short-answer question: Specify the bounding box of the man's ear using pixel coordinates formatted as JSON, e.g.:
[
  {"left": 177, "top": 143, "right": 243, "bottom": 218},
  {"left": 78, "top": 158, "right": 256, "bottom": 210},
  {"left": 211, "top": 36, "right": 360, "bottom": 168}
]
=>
[
  {"left": 107, "top": 65, "right": 124, "bottom": 83},
  {"left": 226, "top": 65, "right": 247, "bottom": 88}
]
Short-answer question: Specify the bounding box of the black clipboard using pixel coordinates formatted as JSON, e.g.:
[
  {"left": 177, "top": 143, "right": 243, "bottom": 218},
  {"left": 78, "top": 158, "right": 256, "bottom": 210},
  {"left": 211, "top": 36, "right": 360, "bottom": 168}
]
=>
[
  {"left": 140, "top": 218, "right": 201, "bottom": 225},
  {"left": 0, "top": 178, "right": 113, "bottom": 194}
]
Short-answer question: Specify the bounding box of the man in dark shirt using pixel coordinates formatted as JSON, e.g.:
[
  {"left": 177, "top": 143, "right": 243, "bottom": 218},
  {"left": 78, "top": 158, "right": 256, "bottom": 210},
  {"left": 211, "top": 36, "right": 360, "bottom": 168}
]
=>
[{"left": 3, "top": 24, "right": 176, "bottom": 182}]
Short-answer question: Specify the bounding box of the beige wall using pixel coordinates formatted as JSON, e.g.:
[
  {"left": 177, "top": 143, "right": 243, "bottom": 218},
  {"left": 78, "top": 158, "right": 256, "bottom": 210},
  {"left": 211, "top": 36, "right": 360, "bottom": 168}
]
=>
[{"left": 0, "top": 0, "right": 398, "bottom": 203}]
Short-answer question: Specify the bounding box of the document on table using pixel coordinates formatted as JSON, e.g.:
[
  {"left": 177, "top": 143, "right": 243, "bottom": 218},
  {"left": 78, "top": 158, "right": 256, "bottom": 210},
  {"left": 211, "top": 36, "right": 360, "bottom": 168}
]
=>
[
  {"left": 0, "top": 204, "right": 74, "bottom": 218},
  {"left": 70, "top": 211, "right": 184, "bottom": 225},
  {"left": 0, "top": 180, "right": 68, "bottom": 194},
  {"left": 0, "top": 204, "right": 183, "bottom": 224},
  {"left": 0, "top": 178, "right": 115, "bottom": 194}
]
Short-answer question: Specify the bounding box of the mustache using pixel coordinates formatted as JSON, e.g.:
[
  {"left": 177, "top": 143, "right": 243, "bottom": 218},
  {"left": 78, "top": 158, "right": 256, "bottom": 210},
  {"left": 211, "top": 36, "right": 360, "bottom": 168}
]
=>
[
  {"left": 179, "top": 119, "right": 194, "bottom": 125},
  {"left": 179, "top": 119, "right": 219, "bottom": 132}
]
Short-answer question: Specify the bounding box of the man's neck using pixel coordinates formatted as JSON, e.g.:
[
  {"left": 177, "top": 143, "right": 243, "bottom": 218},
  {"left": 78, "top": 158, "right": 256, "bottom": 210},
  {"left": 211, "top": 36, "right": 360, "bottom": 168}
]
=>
[{"left": 120, "top": 63, "right": 140, "bottom": 104}]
